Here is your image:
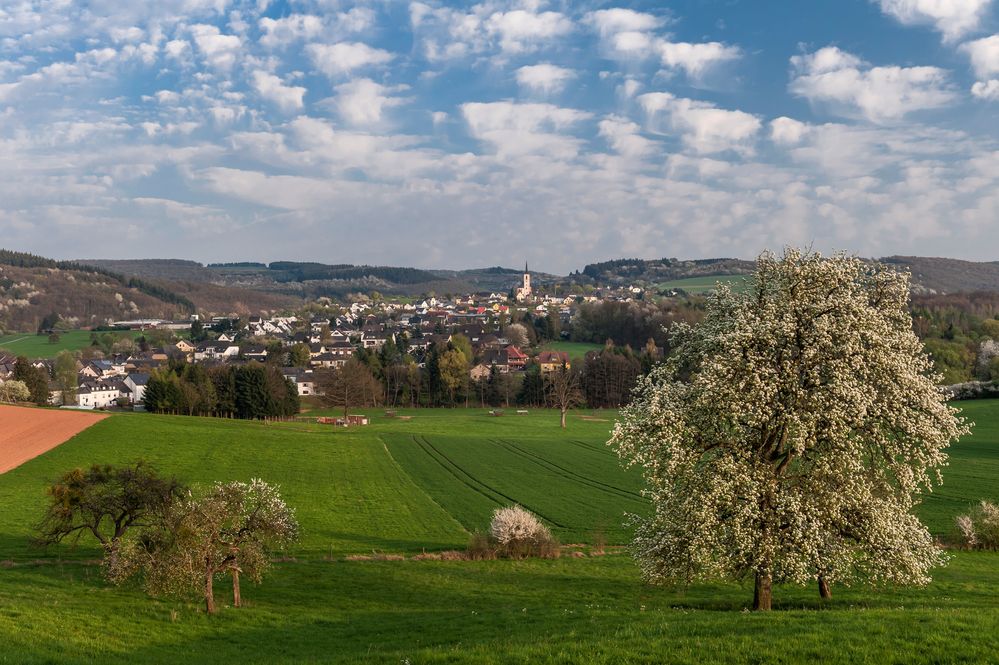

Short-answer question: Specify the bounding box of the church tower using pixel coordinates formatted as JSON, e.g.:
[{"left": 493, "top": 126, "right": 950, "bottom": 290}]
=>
[{"left": 516, "top": 262, "right": 533, "bottom": 301}]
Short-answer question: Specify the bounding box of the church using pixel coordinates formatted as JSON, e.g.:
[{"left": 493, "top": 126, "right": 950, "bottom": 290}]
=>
[{"left": 514, "top": 262, "right": 533, "bottom": 302}]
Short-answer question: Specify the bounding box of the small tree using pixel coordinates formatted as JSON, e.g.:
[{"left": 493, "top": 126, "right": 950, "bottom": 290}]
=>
[
  {"left": 53, "top": 350, "right": 78, "bottom": 405},
  {"left": 612, "top": 250, "right": 969, "bottom": 611},
  {"left": 35, "top": 462, "right": 184, "bottom": 562},
  {"left": 110, "top": 479, "right": 298, "bottom": 614},
  {"left": 544, "top": 364, "right": 583, "bottom": 428},
  {"left": 0, "top": 379, "right": 31, "bottom": 403},
  {"left": 13, "top": 356, "right": 50, "bottom": 405}
]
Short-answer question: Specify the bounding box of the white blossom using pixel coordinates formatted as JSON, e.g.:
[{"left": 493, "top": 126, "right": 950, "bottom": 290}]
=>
[{"left": 611, "top": 249, "right": 969, "bottom": 607}]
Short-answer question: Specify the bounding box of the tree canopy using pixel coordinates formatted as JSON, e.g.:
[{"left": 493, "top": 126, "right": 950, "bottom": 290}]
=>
[{"left": 612, "top": 249, "right": 969, "bottom": 610}]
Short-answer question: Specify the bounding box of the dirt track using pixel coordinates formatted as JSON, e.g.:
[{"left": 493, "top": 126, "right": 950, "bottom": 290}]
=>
[{"left": 0, "top": 405, "right": 107, "bottom": 474}]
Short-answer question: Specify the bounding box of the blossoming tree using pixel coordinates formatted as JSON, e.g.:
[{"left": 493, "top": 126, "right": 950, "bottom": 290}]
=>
[
  {"left": 611, "top": 249, "right": 969, "bottom": 610},
  {"left": 109, "top": 479, "right": 298, "bottom": 614}
]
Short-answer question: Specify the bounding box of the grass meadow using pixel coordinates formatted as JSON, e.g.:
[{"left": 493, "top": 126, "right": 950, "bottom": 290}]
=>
[
  {"left": 0, "top": 330, "right": 141, "bottom": 359},
  {"left": 657, "top": 275, "right": 750, "bottom": 294},
  {"left": 0, "top": 402, "right": 997, "bottom": 662}
]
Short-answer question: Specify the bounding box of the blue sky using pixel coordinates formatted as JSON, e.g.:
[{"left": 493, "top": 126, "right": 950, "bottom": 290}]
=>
[{"left": 1, "top": 0, "right": 998, "bottom": 273}]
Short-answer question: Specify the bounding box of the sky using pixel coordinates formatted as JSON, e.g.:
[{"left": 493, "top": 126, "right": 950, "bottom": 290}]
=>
[{"left": 1, "top": 0, "right": 998, "bottom": 274}]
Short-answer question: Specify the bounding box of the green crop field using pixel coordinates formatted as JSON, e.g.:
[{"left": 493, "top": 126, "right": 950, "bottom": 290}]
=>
[
  {"left": 1, "top": 402, "right": 998, "bottom": 663},
  {"left": 0, "top": 330, "right": 141, "bottom": 359},
  {"left": 657, "top": 275, "right": 750, "bottom": 294}
]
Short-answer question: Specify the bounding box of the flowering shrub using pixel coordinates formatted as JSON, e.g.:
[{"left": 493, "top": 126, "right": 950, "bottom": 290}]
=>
[
  {"left": 955, "top": 501, "right": 999, "bottom": 550},
  {"left": 484, "top": 505, "right": 558, "bottom": 559}
]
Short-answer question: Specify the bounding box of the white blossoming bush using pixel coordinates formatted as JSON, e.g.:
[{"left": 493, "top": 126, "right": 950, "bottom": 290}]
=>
[
  {"left": 955, "top": 501, "right": 999, "bottom": 550},
  {"left": 487, "top": 505, "right": 558, "bottom": 559},
  {"left": 611, "top": 249, "right": 970, "bottom": 610}
]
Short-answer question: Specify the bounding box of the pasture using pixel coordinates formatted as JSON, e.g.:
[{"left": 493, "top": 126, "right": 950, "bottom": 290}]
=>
[
  {"left": 538, "top": 341, "right": 603, "bottom": 362},
  {"left": 0, "top": 403, "right": 997, "bottom": 663},
  {"left": 657, "top": 274, "right": 750, "bottom": 294},
  {"left": 0, "top": 330, "right": 140, "bottom": 359}
]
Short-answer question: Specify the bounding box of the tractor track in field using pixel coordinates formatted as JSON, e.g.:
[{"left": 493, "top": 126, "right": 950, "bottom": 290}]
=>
[
  {"left": 492, "top": 439, "right": 645, "bottom": 503},
  {"left": 565, "top": 438, "right": 618, "bottom": 458},
  {"left": 410, "top": 435, "right": 567, "bottom": 528}
]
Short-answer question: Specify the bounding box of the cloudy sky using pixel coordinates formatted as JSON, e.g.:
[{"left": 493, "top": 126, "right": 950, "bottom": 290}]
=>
[{"left": 1, "top": 0, "right": 998, "bottom": 273}]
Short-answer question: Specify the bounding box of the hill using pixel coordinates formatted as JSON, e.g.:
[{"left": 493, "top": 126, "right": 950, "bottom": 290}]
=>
[
  {"left": 80, "top": 258, "right": 558, "bottom": 298},
  {"left": 880, "top": 256, "right": 999, "bottom": 294},
  {"left": 0, "top": 250, "right": 303, "bottom": 333}
]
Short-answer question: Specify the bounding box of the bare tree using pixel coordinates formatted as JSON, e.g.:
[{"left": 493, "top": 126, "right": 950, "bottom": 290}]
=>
[
  {"left": 316, "top": 358, "right": 383, "bottom": 424},
  {"left": 544, "top": 364, "right": 584, "bottom": 428}
]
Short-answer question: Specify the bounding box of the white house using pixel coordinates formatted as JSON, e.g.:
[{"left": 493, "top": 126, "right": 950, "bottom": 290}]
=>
[
  {"left": 77, "top": 380, "right": 121, "bottom": 409},
  {"left": 124, "top": 373, "right": 150, "bottom": 404}
]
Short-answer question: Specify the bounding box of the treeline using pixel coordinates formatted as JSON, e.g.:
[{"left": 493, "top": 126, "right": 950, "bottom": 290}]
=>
[
  {"left": 910, "top": 292, "right": 999, "bottom": 384},
  {"left": 0, "top": 248, "right": 195, "bottom": 312},
  {"left": 347, "top": 338, "right": 655, "bottom": 410},
  {"left": 570, "top": 299, "right": 703, "bottom": 349},
  {"left": 144, "top": 362, "right": 299, "bottom": 419},
  {"left": 207, "top": 262, "right": 268, "bottom": 269},
  {"left": 268, "top": 262, "right": 438, "bottom": 284}
]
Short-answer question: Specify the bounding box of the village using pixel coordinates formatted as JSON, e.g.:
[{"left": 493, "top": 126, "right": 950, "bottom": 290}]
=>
[{"left": 0, "top": 267, "right": 653, "bottom": 411}]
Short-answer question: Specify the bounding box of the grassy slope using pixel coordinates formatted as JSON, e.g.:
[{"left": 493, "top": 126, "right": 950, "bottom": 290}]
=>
[
  {"left": 1, "top": 554, "right": 997, "bottom": 664},
  {"left": 657, "top": 275, "right": 750, "bottom": 293},
  {"left": 1, "top": 405, "right": 998, "bottom": 663},
  {"left": 0, "top": 330, "right": 140, "bottom": 359}
]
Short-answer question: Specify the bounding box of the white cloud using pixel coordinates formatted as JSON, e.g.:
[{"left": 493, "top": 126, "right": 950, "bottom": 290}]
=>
[
  {"left": 877, "top": 0, "right": 993, "bottom": 42},
  {"left": 598, "top": 115, "right": 657, "bottom": 158},
  {"left": 658, "top": 41, "right": 740, "bottom": 77},
  {"left": 961, "top": 34, "right": 999, "bottom": 78},
  {"left": 306, "top": 42, "right": 394, "bottom": 77},
  {"left": 770, "top": 116, "right": 812, "bottom": 145},
  {"left": 584, "top": 8, "right": 664, "bottom": 37},
  {"left": 789, "top": 46, "right": 956, "bottom": 122},
  {"left": 638, "top": 92, "right": 761, "bottom": 155},
  {"left": 189, "top": 24, "right": 241, "bottom": 71},
  {"left": 258, "top": 15, "right": 324, "bottom": 48},
  {"left": 333, "top": 78, "right": 408, "bottom": 126},
  {"left": 485, "top": 9, "right": 574, "bottom": 54},
  {"left": 583, "top": 8, "right": 738, "bottom": 78},
  {"left": 516, "top": 63, "right": 575, "bottom": 95},
  {"left": 462, "top": 101, "right": 590, "bottom": 158},
  {"left": 972, "top": 79, "right": 999, "bottom": 99},
  {"left": 409, "top": 3, "right": 572, "bottom": 62},
  {"left": 251, "top": 70, "right": 306, "bottom": 112}
]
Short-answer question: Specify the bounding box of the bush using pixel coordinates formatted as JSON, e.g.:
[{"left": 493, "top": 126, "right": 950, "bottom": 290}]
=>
[
  {"left": 955, "top": 501, "right": 999, "bottom": 550},
  {"left": 0, "top": 380, "right": 31, "bottom": 403},
  {"left": 486, "top": 505, "right": 559, "bottom": 559}
]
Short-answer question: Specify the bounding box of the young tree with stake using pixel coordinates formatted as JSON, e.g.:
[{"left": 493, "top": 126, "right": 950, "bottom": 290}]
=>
[{"left": 612, "top": 249, "right": 969, "bottom": 611}]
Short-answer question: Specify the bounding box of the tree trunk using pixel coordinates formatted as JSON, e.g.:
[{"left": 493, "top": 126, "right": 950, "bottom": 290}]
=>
[
  {"left": 232, "top": 568, "right": 242, "bottom": 608},
  {"left": 560, "top": 408, "right": 567, "bottom": 428},
  {"left": 204, "top": 567, "right": 216, "bottom": 614},
  {"left": 818, "top": 575, "right": 831, "bottom": 600},
  {"left": 753, "top": 571, "right": 772, "bottom": 611}
]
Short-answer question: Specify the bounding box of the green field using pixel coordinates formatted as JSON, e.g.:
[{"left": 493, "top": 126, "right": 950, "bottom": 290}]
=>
[
  {"left": 0, "top": 330, "right": 141, "bottom": 358},
  {"left": 1, "top": 403, "right": 998, "bottom": 663},
  {"left": 538, "top": 341, "right": 603, "bottom": 362},
  {"left": 657, "top": 275, "right": 750, "bottom": 294}
]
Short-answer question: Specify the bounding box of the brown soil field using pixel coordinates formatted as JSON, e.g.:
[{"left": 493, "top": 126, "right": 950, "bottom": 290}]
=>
[{"left": 0, "top": 405, "right": 107, "bottom": 474}]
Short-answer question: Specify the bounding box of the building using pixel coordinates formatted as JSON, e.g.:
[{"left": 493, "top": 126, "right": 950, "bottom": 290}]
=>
[
  {"left": 515, "top": 262, "right": 533, "bottom": 302},
  {"left": 537, "top": 350, "right": 570, "bottom": 373}
]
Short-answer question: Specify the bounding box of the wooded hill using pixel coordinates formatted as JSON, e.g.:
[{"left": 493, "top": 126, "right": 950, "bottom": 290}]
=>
[
  {"left": 0, "top": 250, "right": 301, "bottom": 333},
  {"left": 79, "top": 259, "right": 561, "bottom": 297}
]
